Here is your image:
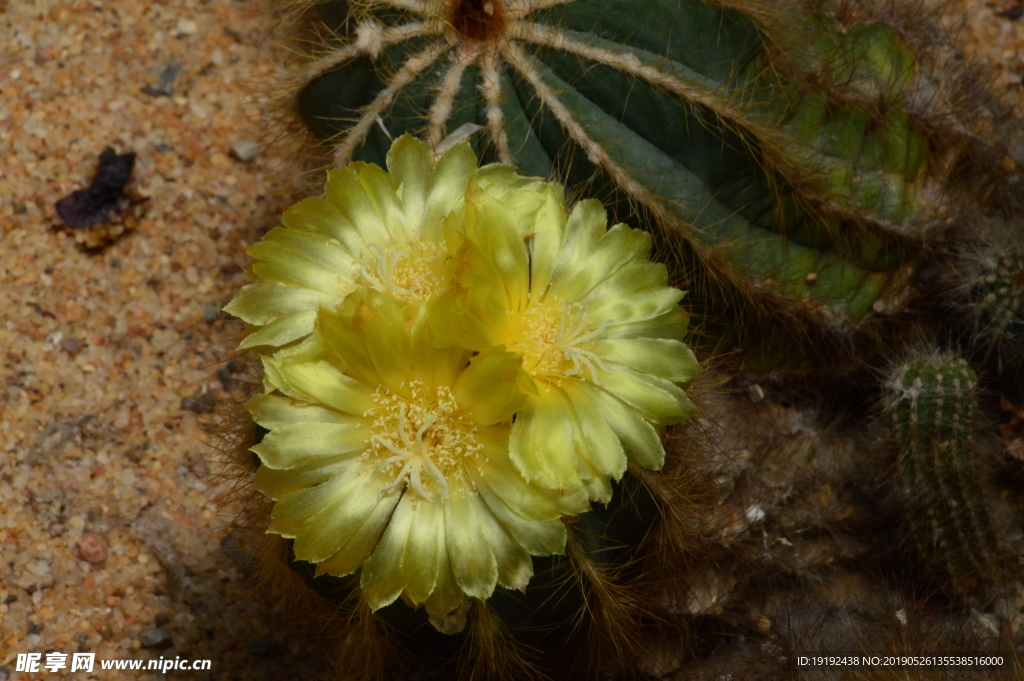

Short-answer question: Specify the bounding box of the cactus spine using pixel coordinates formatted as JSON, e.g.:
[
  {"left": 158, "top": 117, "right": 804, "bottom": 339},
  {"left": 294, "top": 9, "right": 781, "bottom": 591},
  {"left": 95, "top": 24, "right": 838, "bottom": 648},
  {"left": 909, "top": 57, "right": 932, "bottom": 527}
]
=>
[
  {"left": 883, "top": 351, "right": 1009, "bottom": 602},
  {"left": 953, "top": 248, "right": 1024, "bottom": 371}
]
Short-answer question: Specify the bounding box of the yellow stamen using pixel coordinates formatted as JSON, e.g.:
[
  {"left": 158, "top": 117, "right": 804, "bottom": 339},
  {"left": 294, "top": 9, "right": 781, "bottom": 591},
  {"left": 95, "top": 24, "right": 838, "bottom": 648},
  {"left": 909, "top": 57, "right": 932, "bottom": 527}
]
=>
[
  {"left": 507, "top": 296, "right": 611, "bottom": 385},
  {"left": 363, "top": 381, "right": 484, "bottom": 499},
  {"left": 358, "top": 240, "right": 449, "bottom": 302}
]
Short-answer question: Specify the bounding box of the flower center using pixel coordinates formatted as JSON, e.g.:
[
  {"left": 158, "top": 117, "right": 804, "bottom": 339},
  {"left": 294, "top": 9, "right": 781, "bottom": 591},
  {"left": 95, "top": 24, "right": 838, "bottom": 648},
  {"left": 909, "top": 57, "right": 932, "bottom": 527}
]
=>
[
  {"left": 363, "top": 382, "right": 483, "bottom": 500},
  {"left": 448, "top": 0, "right": 507, "bottom": 43},
  {"left": 357, "top": 240, "right": 449, "bottom": 302},
  {"left": 507, "top": 296, "right": 611, "bottom": 385}
]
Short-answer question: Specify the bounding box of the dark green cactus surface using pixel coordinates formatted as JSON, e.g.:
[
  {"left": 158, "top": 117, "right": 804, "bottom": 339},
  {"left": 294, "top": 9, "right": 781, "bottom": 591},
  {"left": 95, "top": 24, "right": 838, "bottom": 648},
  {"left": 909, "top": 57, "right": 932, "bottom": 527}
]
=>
[
  {"left": 884, "top": 351, "right": 1010, "bottom": 602},
  {"left": 292, "top": 0, "right": 943, "bottom": 367},
  {"left": 967, "top": 250, "right": 1024, "bottom": 364}
]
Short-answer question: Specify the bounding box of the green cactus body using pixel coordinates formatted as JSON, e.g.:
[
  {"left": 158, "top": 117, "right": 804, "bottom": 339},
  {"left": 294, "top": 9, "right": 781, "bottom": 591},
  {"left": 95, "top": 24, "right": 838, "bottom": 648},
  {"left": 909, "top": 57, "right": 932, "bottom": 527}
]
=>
[
  {"left": 883, "top": 352, "right": 1008, "bottom": 602},
  {"left": 289, "top": 0, "right": 935, "bottom": 368},
  {"left": 967, "top": 250, "right": 1024, "bottom": 366}
]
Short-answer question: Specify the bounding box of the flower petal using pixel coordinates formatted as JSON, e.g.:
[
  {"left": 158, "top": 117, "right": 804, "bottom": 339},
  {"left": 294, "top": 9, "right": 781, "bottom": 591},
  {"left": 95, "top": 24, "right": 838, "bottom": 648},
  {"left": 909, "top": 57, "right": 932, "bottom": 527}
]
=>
[
  {"left": 263, "top": 353, "right": 374, "bottom": 415},
  {"left": 560, "top": 379, "right": 627, "bottom": 482},
  {"left": 317, "top": 290, "right": 411, "bottom": 392},
  {"left": 598, "top": 366, "right": 695, "bottom": 426},
  {"left": 401, "top": 497, "right": 446, "bottom": 604},
  {"left": 280, "top": 196, "right": 357, "bottom": 249},
  {"left": 590, "top": 338, "right": 700, "bottom": 386},
  {"left": 422, "top": 141, "right": 477, "bottom": 241},
  {"left": 313, "top": 486, "right": 402, "bottom": 578},
  {"left": 284, "top": 472, "right": 400, "bottom": 563},
  {"left": 252, "top": 422, "right": 368, "bottom": 470},
  {"left": 385, "top": 135, "right": 433, "bottom": 231},
  {"left": 508, "top": 391, "right": 579, "bottom": 488},
  {"left": 444, "top": 494, "right": 498, "bottom": 599},
  {"left": 247, "top": 393, "right": 355, "bottom": 429},
  {"left": 360, "top": 493, "right": 417, "bottom": 610},
  {"left": 423, "top": 544, "right": 465, "bottom": 616},
  {"left": 225, "top": 283, "right": 338, "bottom": 326},
  {"left": 591, "top": 291, "right": 688, "bottom": 331},
  {"left": 584, "top": 387, "right": 668, "bottom": 470},
  {"left": 255, "top": 457, "right": 354, "bottom": 499},
  {"left": 452, "top": 349, "right": 528, "bottom": 425},
  {"left": 239, "top": 310, "right": 320, "bottom": 350}
]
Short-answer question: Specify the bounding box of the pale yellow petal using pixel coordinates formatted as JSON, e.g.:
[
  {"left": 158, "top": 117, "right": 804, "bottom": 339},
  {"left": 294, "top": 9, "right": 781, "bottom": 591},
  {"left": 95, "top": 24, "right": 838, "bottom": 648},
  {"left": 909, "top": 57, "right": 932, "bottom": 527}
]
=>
[
  {"left": 589, "top": 338, "right": 700, "bottom": 386},
  {"left": 551, "top": 223, "right": 651, "bottom": 302},
  {"left": 239, "top": 310, "right": 319, "bottom": 350},
  {"left": 480, "top": 506, "right": 533, "bottom": 592},
  {"left": 225, "top": 283, "right": 338, "bottom": 326},
  {"left": 360, "top": 493, "right": 416, "bottom": 610},
  {"left": 401, "top": 497, "right": 445, "bottom": 604},
  {"left": 452, "top": 350, "right": 528, "bottom": 425},
  {"left": 255, "top": 457, "right": 354, "bottom": 499},
  {"left": 560, "top": 379, "right": 627, "bottom": 482},
  {"left": 590, "top": 290, "right": 687, "bottom": 330},
  {"left": 247, "top": 393, "right": 356, "bottom": 429},
  {"left": 422, "top": 544, "right": 465, "bottom": 617},
  {"left": 263, "top": 355, "right": 374, "bottom": 415},
  {"left": 598, "top": 367, "right": 695, "bottom": 426},
  {"left": 524, "top": 185, "right": 567, "bottom": 295},
  {"left": 267, "top": 460, "right": 365, "bottom": 538},
  {"left": 313, "top": 486, "right": 402, "bottom": 578},
  {"left": 422, "top": 141, "right": 477, "bottom": 242},
  {"left": 577, "top": 261, "right": 666, "bottom": 310},
  {"left": 357, "top": 163, "right": 408, "bottom": 241},
  {"left": 317, "top": 290, "right": 411, "bottom": 392},
  {"left": 584, "top": 387, "right": 667, "bottom": 470},
  {"left": 286, "top": 473, "right": 399, "bottom": 563},
  {"left": 324, "top": 166, "right": 390, "bottom": 246},
  {"left": 385, "top": 135, "right": 433, "bottom": 230},
  {"left": 508, "top": 392, "right": 579, "bottom": 488},
  {"left": 281, "top": 196, "right": 359, "bottom": 250},
  {"left": 444, "top": 494, "right": 498, "bottom": 599},
  {"left": 252, "top": 422, "right": 368, "bottom": 470}
]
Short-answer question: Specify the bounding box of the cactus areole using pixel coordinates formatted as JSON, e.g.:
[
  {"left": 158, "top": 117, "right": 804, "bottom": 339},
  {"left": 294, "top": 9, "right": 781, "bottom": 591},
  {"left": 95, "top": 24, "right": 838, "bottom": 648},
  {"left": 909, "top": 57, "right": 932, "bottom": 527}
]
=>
[
  {"left": 450, "top": 0, "right": 507, "bottom": 42},
  {"left": 297, "top": 0, "right": 931, "bottom": 358}
]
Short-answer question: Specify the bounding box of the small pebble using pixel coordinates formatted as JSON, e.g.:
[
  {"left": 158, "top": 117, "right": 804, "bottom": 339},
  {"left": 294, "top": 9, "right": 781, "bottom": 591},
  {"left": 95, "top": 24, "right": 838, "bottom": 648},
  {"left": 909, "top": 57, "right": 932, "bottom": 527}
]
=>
[
  {"left": 176, "top": 18, "right": 198, "bottom": 36},
  {"left": 3, "top": 595, "right": 16, "bottom": 605},
  {"left": 230, "top": 140, "right": 261, "bottom": 162},
  {"left": 142, "top": 60, "right": 182, "bottom": 97},
  {"left": 202, "top": 306, "right": 221, "bottom": 323},
  {"left": 0, "top": 667, "right": 9, "bottom": 681},
  {"left": 61, "top": 337, "right": 84, "bottom": 355},
  {"left": 27, "top": 623, "right": 43, "bottom": 635},
  {"left": 141, "top": 628, "right": 174, "bottom": 649},
  {"left": 76, "top": 532, "right": 108, "bottom": 564},
  {"left": 12, "top": 202, "right": 26, "bottom": 214},
  {"left": 181, "top": 393, "right": 216, "bottom": 414}
]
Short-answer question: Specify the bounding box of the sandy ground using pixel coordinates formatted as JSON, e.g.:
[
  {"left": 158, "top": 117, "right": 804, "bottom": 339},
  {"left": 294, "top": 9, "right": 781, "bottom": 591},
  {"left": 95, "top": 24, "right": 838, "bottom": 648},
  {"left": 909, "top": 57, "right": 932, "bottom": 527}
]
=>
[{"left": 2, "top": 0, "right": 1024, "bottom": 680}]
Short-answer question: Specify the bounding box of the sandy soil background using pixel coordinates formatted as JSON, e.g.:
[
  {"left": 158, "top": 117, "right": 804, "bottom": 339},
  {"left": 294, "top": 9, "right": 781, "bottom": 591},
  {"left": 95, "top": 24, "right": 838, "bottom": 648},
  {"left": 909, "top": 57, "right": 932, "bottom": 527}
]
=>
[{"left": 2, "top": 0, "right": 1024, "bottom": 679}]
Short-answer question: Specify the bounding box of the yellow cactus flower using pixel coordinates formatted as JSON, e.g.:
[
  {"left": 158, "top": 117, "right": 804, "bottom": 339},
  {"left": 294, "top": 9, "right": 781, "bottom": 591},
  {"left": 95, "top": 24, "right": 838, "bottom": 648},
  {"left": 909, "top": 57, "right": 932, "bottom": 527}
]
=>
[
  {"left": 251, "top": 288, "right": 588, "bottom": 616},
  {"left": 224, "top": 135, "right": 483, "bottom": 351},
  {"left": 432, "top": 181, "right": 700, "bottom": 502}
]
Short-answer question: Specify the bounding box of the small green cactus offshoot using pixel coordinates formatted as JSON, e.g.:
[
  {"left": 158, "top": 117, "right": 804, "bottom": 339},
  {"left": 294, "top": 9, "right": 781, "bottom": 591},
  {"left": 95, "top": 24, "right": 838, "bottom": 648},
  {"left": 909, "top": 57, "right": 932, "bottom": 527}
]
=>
[
  {"left": 965, "top": 249, "right": 1024, "bottom": 369},
  {"left": 883, "top": 351, "right": 1009, "bottom": 603}
]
